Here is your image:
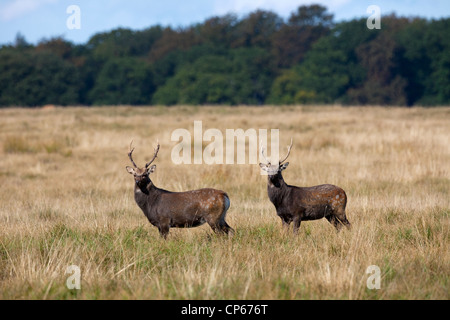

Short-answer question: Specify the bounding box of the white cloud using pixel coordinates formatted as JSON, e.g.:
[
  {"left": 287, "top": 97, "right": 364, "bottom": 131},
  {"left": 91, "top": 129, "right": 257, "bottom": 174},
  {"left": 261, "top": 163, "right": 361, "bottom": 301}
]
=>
[
  {"left": 0, "top": 0, "right": 58, "bottom": 22},
  {"left": 213, "top": 0, "right": 351, "bottom": 17}
]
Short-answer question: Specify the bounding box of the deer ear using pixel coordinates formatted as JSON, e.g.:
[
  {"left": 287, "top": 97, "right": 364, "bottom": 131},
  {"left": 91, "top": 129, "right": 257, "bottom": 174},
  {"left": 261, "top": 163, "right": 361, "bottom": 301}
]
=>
[
  {"left": 280, "top": 162, "right": 289, "bottom": 171},
  {"left": 259, "top": 163, "right": 268, "bottom": 170},
  {"left": 148, "top": 164, "right": 156, "bottom": 173},
  {"left": 126, "top": 166, "right": 136, "bottom": 175}
]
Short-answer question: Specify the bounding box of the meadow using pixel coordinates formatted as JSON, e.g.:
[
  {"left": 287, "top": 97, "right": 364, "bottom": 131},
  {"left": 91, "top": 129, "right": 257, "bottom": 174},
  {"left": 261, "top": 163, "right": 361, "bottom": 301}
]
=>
[{"left": 0, "top": 105, "right": 448, "bottom": 299}]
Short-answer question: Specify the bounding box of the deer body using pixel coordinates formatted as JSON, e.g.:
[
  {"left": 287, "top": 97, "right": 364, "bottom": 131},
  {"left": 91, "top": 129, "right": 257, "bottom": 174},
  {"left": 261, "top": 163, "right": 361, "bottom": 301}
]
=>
[
  {"left": 127, "top": 142, "right": 233, "bottom": 238},
  {"left": 260, "top": 140, "right": 351, "bottom": 234}
]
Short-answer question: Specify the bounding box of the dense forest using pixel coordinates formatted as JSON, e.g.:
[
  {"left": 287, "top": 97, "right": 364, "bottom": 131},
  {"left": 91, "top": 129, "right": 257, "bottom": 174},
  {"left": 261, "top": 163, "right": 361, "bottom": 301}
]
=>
[{"left": 1, "top": 4, "right": 449, "bottom": 107}]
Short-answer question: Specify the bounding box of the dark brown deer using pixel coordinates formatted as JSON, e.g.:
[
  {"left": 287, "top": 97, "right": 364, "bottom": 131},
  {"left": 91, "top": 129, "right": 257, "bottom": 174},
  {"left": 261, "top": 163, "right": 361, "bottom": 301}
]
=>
[
  {"left": 259, "top": 139, "right": 351, "bottom": 234},
  {"left": 126, "top": 141, "right": 233, "bottom": 238}
]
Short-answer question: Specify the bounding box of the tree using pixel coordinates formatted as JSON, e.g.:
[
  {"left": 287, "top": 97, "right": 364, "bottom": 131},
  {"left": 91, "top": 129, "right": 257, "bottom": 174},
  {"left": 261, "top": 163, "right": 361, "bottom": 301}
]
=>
[
  {"left": 425, "top": 19, "right": 450, "bottom": 104},
  {"left": 271, "top": 4, "right": 334, "bottom": 67},
  {"left": 88, "top": 57, "right": 154, "bottom": 105},
  {"left": 288, "top": 4, "right": 334, "bottom": 28},
  {"left": 347, "top": 15, "right": 410, "bottom": 105},
  {"left": 269, "top": 18, "right": 372, "bottom": 104},
  {"left": 0, "top": 49, "right": 81, "bottom": 106},
  {"left": 397, "top": 18, "right": 450, "bottom": 105},
  {"left": 36, "top": 37, "right": 73, "bottom": 59},
  {"left": 267, "top": 69, "right": 303, "bottom": 104},
  {"left": 13, "top": 32, "right": 30, "bottom": 48},
  {"left": 1, "top": 6, "right": 449, "bottom": 107},
  {"left": 147, "top": 27, "right": 201, "bottom": 63},
  {"left": 196, "top": 14, "right": 239, "bottom": 48},
  {"left": 152, "top": 47, "right": 274, "bottom": 105},
  {"left": 232, "top": 10, "right": 283, "bottom": 48}
]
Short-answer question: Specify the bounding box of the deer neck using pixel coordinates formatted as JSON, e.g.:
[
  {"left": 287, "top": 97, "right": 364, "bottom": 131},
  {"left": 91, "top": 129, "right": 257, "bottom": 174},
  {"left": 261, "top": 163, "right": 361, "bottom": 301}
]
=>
[
  {"left": 268, "top": 171, "right": 287, "bottom": 188},
  {"left": 267, "top": 172, "right": 289, "bottom": 204},
  {"left": 134, "top": 180, "right": 161, "bottom": 205}
]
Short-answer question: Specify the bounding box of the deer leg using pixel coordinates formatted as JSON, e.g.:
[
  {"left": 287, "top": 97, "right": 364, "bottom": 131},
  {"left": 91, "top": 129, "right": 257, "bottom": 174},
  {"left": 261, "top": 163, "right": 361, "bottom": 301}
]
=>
[
  {"left": 217, "top": 201, "right": 234, "bottom": 235},
  {"left": 209, "top": 221, "right": 233, "bottom": 235},
  {"left": 337, "top": 208, "right": 351, "bottom": 230},
  {"left": 292, "top": 216, "right": 302, "bottom": 235},
  {"left": 158, "top": 224, "right": 170, "bottom": 239},
  {"left": 206, "top": 218, "right": 223, "bottom": 234},
  {"left": 281, "top": 218, "right": 290, "bottom": 233},
  {"left": 209, "top": 224, "right": 219, "bottom": 233},
  {"left": 339, "top": 216, "right": 351, "bottom": 230},
  {"left": 326, "top": 215, "right": 343, "bottom": 232},
  {"left": 332, "top": 208, "right": 351, "bottom": 231},
  {"left": 219, "top": 220, "right": 234, "bottom": 235}
]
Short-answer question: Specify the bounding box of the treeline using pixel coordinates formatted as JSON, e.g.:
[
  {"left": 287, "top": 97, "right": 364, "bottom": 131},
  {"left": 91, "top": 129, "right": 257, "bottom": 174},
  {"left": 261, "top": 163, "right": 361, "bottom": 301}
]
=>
[{"left": 1, "top": 4, "right": 449, "bottom": 107}]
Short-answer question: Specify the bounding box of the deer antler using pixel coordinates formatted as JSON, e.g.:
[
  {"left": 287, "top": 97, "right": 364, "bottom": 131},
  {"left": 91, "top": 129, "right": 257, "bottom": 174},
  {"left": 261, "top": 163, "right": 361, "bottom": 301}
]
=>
[
  {"left": 279, "top": 138, "right": 293, "bottom": 164},
  {"left": 145, "top": 141, "right": 160, "bottom": 168},
  {"left": 128, "top": 140, "right": 138, "bottom": 168},
  {"left": 260, "top": 140, "right": 270, "bottom": 164}
]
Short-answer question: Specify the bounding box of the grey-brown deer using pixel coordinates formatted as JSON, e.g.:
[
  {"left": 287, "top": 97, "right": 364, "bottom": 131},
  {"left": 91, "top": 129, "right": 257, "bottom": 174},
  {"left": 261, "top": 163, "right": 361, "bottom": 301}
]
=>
[
  {"left": 259, "top": 139, "right": 351, "bottom": 234},
  {"left": 126, "top": 141, "right": 234, "bottom": 238}
]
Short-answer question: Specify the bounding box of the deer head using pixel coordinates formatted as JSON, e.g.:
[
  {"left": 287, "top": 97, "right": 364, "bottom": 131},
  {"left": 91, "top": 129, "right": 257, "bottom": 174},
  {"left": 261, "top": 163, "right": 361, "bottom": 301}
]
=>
[
  {"left": 259, "top": 138, "right": 293, "bottom": 176},
  {"left": 126, "top": 140, "right": 160, "bottom": 187}
]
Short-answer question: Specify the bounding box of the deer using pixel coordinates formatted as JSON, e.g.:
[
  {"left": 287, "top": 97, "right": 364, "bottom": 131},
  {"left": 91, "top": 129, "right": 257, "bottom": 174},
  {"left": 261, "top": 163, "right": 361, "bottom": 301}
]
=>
[
  {"left": 126, "top": 141, "right": 234, "bottom": 239},
  {"left": 259, "top": 139, "right": 351, "bottom": 234}
]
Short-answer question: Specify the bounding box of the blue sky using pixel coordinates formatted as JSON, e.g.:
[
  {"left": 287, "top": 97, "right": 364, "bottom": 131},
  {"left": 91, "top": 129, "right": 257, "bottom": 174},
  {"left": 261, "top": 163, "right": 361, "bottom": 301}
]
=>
[{"left": 1, "top": 0, "right": 449, "bottom": 45}]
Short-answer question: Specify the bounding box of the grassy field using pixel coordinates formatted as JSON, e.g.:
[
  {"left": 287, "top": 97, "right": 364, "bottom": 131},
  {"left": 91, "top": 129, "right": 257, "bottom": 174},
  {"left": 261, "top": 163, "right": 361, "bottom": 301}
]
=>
[{"left": 0, "top": 105, "right": 448, "bottom": 300}]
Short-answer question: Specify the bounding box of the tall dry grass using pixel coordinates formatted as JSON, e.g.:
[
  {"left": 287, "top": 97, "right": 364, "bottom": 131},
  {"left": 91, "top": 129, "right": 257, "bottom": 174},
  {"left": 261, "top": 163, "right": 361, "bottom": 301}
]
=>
[{"left": 0, "top": 105, "right": 448, "bottom": 299}]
